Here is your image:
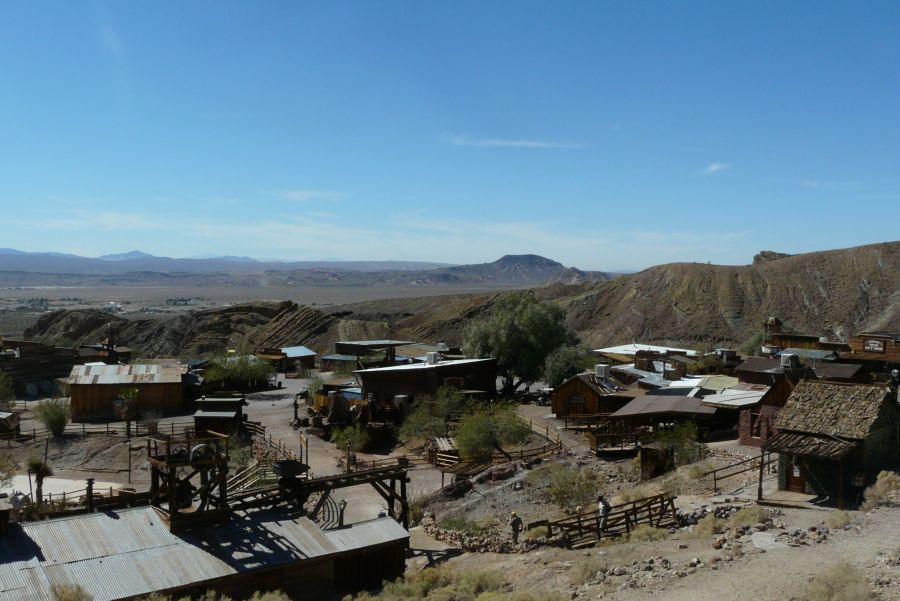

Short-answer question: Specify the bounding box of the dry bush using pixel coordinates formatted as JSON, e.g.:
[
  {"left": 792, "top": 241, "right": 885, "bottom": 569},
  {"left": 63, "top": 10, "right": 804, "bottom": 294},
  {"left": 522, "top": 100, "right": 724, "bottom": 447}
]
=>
[
  {"left": 525, "top": 525, "right": 549, "bottom": 539},
  {"left": 862, "top": 470, "right": 900, "bottom": 511},
  {"left": 726, "top": 505, "right": 769, "bottom": 529},
  {"left": 824, "top": 510, "right": 852, "bottom": 530},
  {"left": 569, "top": 557, "right": 608, "bottom": 585},
  {"left": 691, "top": 514, "right": 722, "bottom": 538},
  {"left": 803, "top": 562, "right": 871, "bottom": 601},
  {"left": 344, "top": 564, "right": 505, "bottom": 600},
  {"left": 526, "top": 463, "right": 604, "bottom": 510},
  {"left": 628, "top": 524, "right": 669, "bottom": 542},
  {"left": 247, "top": 593, "right": 290, "bottom": 601},
  {"left": 687, "top": 461, "right": 715, "bottom": 481},
  {"left": 614, "top": 484, "right": 660, "bottom": 504},
  {"left": 51, "top": 583, "right": 93, "bottom": 601},
  {"left": 35, "top": 398, "right": 70, "bottom": 436}
]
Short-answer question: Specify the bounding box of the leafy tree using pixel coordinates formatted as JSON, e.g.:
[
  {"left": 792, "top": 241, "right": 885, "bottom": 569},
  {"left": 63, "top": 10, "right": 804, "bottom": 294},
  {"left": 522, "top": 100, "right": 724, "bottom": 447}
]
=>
[
  {"left": 654, "top": 421, "right": 707, "bottom": 466},
  {"left": 398, "top": 388, "right": 465, "bottom": 442},
  {"left": 463, "top": 293, "right": 574, "bottom": 397},
  {"left": 205, "top": 354, "right": 275, "bottom": 391},
  {"left": 34, "top": 398, "right": 69, "bottom": 436},
  {"left": 28, "top": 457, "right": 53, "bottom": 506},
  {"left": 0, "top": 454, "right": 17, "bottom": 489},
  {"left": 543, "top": 345, "right": 594, "bottom": 388},
  {"left": 455, "top": 405, "right": 530, "bottom": 461},
  {"left": 0, "top": 370, "right": 14, "bottom": 406},
  {"left": 331, "top": 423, "right": 369, "bottom": 453}
]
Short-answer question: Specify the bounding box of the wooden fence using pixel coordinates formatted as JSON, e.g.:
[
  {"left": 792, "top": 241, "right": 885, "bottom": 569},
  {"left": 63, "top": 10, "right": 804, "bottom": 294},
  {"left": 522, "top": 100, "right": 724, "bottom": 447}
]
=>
[
  {"left": 529, "top": 493, "right": 679, "bottom": 548},
  {"left": 701, "top": 452, "right": 777, "bottom": 493},
  {"left": 0, "top": 419, "right": 197, "bottom": 447}
]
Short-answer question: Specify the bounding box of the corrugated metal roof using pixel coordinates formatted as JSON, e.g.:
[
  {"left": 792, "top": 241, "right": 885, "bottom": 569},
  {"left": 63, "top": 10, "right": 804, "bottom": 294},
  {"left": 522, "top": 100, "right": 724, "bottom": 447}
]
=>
[
  {"left": 355, "top": 358, "right": 494, "bottom": 374},
  {"left": 281, "top": 346, "right": 317, "bottom": 358},
  {"left": 701, "top": 384, "right": 770, "bottom": 409},
  {"left": 67, "top": 364, "right": 183, "bottom": 386},
  {"left": 593, "top": 343, "right": 697, "bottom": 356},
  {"left": 610, "top": 395, "right": 717, "bottom": 419},
  {"left": 0, "top": 506, "right": 408, "bottom": 601}
]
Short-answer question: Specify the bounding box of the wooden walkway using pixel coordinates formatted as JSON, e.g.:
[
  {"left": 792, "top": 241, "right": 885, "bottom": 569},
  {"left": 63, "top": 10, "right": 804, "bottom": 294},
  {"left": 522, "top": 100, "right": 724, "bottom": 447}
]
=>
[{"left": 529, "top": 493, "right": 679, "bottom": 548}]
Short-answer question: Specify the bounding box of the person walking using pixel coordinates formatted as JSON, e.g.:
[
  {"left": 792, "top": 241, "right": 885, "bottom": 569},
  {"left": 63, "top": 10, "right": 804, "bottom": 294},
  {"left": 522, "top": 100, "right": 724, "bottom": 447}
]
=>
[
  {"left": 597, "top": 495, "right": 611, "bottom": 540},
  {"left": 508, "top": 511, "right": 523, "bottom": 544}
]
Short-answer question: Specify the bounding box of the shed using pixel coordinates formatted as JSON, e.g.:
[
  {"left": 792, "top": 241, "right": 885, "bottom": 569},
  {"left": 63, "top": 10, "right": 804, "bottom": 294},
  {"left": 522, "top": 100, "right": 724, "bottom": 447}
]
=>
[
  {"left": 761, "top": 380, "right": 899, "bottom": 507},
  {"left": 552, "top": 372, "right": 643, "bottom": 419},
  {"left": 67, "top": 364, "right": 185, "bottom": 422}
]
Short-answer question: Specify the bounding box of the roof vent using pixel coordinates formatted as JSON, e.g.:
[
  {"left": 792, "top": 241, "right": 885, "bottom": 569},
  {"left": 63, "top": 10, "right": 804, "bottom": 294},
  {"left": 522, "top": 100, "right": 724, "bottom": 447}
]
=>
[
  {"left": 780, "top": 353, "right": 800, "bottom": 369},
  {"left": 426, "top": 352, "right": 439, "bottom": 365},
  {"left": 595, "top": 364, "right": 610, "bottom": 379}
]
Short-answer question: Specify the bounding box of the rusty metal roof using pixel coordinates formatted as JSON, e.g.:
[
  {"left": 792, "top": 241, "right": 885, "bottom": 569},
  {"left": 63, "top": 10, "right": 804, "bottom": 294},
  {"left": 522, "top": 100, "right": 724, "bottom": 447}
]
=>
[
  {"left": 610, "top": 395, "right": 717, "bottom": 419},
  {"left": 0, "top": 506, "right": 408, "bottom": 601},
  {"left": 67, "top": 364, "right": 184, "bottom": 386},
  {"left": 763, "top": 431, "right": 857, "bottom": 460}
]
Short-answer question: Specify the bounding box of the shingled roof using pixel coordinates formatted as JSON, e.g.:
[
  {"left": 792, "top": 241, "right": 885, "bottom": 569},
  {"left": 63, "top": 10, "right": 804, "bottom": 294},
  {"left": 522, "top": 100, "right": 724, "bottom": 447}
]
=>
[{"left": 774, "top": 380, "right": 895, "bottom": 440}]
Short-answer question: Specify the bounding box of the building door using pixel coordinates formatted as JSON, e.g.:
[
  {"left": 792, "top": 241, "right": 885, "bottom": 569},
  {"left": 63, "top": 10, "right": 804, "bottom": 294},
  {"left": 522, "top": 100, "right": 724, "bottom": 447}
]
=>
[{"left": 786, "top": 457, "right": 806, "bottom": 493}]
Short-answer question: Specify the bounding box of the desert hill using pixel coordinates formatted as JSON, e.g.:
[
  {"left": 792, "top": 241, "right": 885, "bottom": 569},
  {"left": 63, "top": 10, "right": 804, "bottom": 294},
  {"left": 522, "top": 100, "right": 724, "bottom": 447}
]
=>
[{"left": 21, "top": 242, "right": 900, "bottom": 355}]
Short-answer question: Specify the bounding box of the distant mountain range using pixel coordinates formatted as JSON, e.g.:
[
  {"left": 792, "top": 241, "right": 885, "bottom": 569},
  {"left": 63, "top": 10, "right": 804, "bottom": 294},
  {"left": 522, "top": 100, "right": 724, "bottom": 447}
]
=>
[
  {"left": 0, "top": 248, "right": 453, "bottom": 274},
  {"left": 0, "top": 249, "right": 609, "bottom": 289}
]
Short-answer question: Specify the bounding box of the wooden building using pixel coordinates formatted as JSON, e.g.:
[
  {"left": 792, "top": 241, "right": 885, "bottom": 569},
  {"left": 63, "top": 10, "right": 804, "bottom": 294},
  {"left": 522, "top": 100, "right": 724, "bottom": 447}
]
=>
[
  {"left": 355, "top": 358, "right": 496, "bottom": 418},
  {"left": 0, "top": 339, "right": 74, "bottom": 396},
  {"left": 552, "top": 371, "right": 643, "bottom": 419},
  {"left": 762, "top": 380, "right": 900, "bottom": 507},
  {"left": 732, "top": 357, "right": 814, "bottom": 446},
  {"left": 67, "top": 363, "right": 185, "bottom": 421},
  {"left": 193, "top": 396, "right": 247, "bottom": 434},
  {"left": 256, "top": 346, "right": 318, "bottom": 372},
  {"left": 847, "top": 331, "right": 900, "bottom": 365}
]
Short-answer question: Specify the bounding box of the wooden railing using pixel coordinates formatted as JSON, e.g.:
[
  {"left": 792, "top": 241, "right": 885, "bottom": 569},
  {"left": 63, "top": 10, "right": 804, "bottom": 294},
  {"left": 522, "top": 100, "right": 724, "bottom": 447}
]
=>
[
  {"left": 701, "top": 452, "right": 777, "bottom": 493},
  {"left": 529, "top": 493, "right": 678, "bottom": 547},
  {"left": 0, "top": 419, "right": 196, "bottom": 447}
]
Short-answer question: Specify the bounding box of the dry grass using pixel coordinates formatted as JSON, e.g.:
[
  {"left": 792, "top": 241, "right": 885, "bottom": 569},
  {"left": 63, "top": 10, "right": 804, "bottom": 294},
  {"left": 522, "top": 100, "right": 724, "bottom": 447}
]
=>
[
  {"left": 569, "top": 557, "right": 608, "bottom": 585},
  {"left": 862, "top": 470, "right": 900, "bottom": 511},
  {"left": 726, "top": 506, "right": 769, "bottom": 529},
  {"left": 803, "top": 562, "right": 871, "bottom": 601},
  {"left": 525, "top": 525, "right": 550, "bottom": 540},
  {"left": 628, "top": 524, "right": 669, "bottom": 542},
  {"left": 824, "top": 510, "right": 852, "bottom": 530},
  {"left": 51, "top": 583, "right": 93, "bottom": 601},
  {"left": 687, "top": 461, "right": 715, "bottom": 480},
  {"left": 614, "top": 484, "right": 660, "bottom": 504},
  {"left": 690, "top": 514, "right": 722, "bottom": 538}
]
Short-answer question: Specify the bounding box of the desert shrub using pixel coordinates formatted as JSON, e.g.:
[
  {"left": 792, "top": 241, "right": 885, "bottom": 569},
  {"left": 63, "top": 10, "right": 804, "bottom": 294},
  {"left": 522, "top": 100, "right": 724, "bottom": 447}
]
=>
[
  {"left": 0, "top": 454, "right": 17, "bottom": 488},
  {"left": 569, "top": 557, "right": 608, "bottom": 585},
  {"left": 726, "top": 505, "right": 769, "bottom": 529},
  {"left": 824, "top": 510, "right": 852, "bottom": 530},
  {"left": 526, "top": 524, "right": 549, "bottom": 539},
  {"left": 344, "top": 564, "right": 506, "bottom": 600},
  {"left": 803, "top": 562, "right": 870, "bottom": 601},
  {"left": 51, "top": 583, "right": 93, "bottom": 601},
  {"left": 34, "top": 398, "right": 69, "bottom": 436},
  {"left": 247, "top": 593, "right": 290, "bottom": 601},
  {"left": 526, "top": 463, "right": 604, "bottom": 510},
  {"left": 227, "top": 434, "right": 255, "bottom": 471},
  {"left": 861, "top": 470, "right": 900, "bottom": 511},
  {"left": 398, "top": 387, "right": 465, "bottom": 442},
  {"left": 691, "top": 513, "right": 722, "bottom": 538},
  {"left": 331, "top": 423, "right": 369, "bottom": 453},
  {"left": 614, "top": 484, "right": 659, "bottom": 504},
  {"left": 0, "top": 370, "right": 14, "bottom": 406},
  {"left": 407, "top": 489, "right": 429, "bottom": 526},
  {"left": 628, "top": 524, "right": 669, "bottom": 542},
  {"left": 455, "top": 405, "right": 530, "bottom": 462},
  {"left": 687, "top": 460, "right": 715, "bottom": 480},
  {"left": 441, "top": 515, "right": 490, "bottom": 536}
]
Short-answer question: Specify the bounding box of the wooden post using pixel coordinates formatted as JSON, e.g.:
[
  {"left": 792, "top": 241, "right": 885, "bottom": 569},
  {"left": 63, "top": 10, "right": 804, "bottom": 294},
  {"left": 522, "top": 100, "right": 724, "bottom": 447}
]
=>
[
  {"left": 86, "top": 478, "right": 95, "bottom": 512},
  {"left": 757, "top": 449, "right": 765, "bottom": 502}
]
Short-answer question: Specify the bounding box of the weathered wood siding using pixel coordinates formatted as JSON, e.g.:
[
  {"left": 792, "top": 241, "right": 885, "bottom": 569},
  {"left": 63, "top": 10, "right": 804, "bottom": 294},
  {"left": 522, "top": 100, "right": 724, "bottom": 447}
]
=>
[{"left": 70, "top": 383, "right": 183, "bottom": 421}]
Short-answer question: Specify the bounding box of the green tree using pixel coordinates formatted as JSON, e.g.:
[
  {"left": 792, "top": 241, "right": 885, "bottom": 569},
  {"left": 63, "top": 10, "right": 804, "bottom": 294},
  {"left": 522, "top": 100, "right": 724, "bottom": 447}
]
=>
[
  {"left": 0, "top": 370, "right": 14, "bottom": 407},
  {"left": 34, "top": 398, "right": 69, "bottom": 436},
  {"left": 398, "top": 388, "right": 465, "bottom": 442},
  {"left": 331, "top": 423, "right": 369, "bottom": 453},
  {"left": 204, "top": 354, "right": 275, "bottom": 391},
  {"left": 543, "top": 345, "right": 593, "bottom": 388},
  {"left": 455, "top": 405, "right": 530, "bottom": 461},
  {"left": 654, "top": 421, "right": 706, "bottom": 466},
  {"left": 28, "top": 457, "right": 53, "bottom": 507},
  {"left": 463, "top": 293, "right": 574, "bottom": 397},
  {"left": 0, "top": 454, "right": 17, "bottom": 489}
]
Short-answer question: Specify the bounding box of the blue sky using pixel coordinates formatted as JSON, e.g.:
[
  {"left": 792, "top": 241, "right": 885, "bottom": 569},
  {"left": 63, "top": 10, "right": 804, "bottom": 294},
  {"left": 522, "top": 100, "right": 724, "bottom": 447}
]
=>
[{"left": 1, "top": 1, "right": 898, "bottom": 271}]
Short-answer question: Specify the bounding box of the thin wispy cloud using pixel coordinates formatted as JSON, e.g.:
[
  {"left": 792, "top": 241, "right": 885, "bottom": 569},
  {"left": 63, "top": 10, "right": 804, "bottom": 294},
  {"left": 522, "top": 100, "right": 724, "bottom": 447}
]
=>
[
  {"left": 442, "top": 134, "right": 582, "bottom": 149},
  {"left": 801, "top": 179, "right": 861, "bottom": 192},
  {"left": 94, "top": 2, "right": 125, "bottom": 63},
  {"left": 280, "top": 190, "right": 345, "bottom": 202},
  {"left": 701, "top": 162, "right": 732, "bottom": 175}
]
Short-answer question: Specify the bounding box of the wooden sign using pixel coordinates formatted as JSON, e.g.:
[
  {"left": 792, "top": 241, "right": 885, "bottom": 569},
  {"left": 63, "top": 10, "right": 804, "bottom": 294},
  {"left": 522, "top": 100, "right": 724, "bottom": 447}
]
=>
[{"left": 863, "top": 338, "right": 886, "bottom": 353}]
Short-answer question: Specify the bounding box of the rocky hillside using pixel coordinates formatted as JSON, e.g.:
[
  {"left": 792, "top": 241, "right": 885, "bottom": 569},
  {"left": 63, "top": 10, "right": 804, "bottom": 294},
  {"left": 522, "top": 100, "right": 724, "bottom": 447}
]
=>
[
  {"left": 21, "top": 242, "right": 900, "bottom": 355},
  {"left": 562, "top": 241, "right": 900, "bottom": 346}
]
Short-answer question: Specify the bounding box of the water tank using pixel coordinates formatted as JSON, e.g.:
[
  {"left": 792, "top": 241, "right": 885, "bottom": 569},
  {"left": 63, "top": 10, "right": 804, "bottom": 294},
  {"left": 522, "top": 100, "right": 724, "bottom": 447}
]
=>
[
  {"left": 780, "top": 353, "right": 800, "bottom": 369},
  {"left": 595, "top": 364, "right": 610, "bottom": 379}
]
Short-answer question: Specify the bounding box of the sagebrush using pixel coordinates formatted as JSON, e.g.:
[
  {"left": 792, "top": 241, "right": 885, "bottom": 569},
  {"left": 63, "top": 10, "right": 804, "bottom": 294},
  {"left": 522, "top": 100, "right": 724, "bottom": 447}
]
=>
[
  {"left": 803, "top": 562, "right": 870, "bottom": 601},
  {"left": 862, "top": 470, "right": 900, "bottom": 511}
]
